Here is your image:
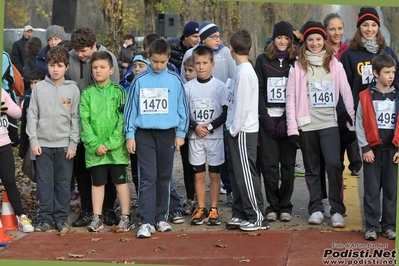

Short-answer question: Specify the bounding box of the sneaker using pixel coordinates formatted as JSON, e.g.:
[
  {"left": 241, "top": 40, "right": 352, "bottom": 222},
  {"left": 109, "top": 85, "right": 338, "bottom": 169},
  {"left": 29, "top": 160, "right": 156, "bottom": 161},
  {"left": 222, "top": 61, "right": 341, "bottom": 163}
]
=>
[
  {"left": 220, "top": 182, "right": 227, "bottom": 194},
  {"left": 57, "top": 222, "right": 70, "bottom": 233},
  {"left": 239, "top": 220, "right": 270, "bottom": 231},
  {"left": 113, "top": 199, "right": 121, "bottom": 212},
  {"left": 87, "top": 214, "right": 104, "bottom": 232},
  {"left": 16, "top": 214, "right": 34, "bottom": 233},
  {"left": 72, "top": 211, "right": 93, "bottom": 227},
  {"left": 207, "top": 207, "right": 221, "bottom": 225},
  {"left": 308, "top": 211, "right": 324, "bottom": 225},
  {"left": 183, "top": 199, "right": 196, "bottom": 215},
  {"left": 70, "top": 192, "right": 81, "bottom": 206},
  {"left": 226, "top": 217, "right": 244, "bottom": 230},
  {"left": 322, "top": 198, "right": 331, "bottom": 218},
  {"left": 266, "top": 212, "right": 278, "bottom": 222},
  {"left": 331, "top": 213, "right": 345, "bottom": 228},
  {"left": 206, "top": 182, "right": 210, "bottom": 192},
  {"left": 294, "top": 163, "right": 305, "bottom": 177},
  {"left": 137, "top": 223, "right": 156, "bottom": 238},
  {"left": 104, "top": 209, "right": 119, "bottom": 226},
  {"left": 227, "top": 192, "right": 234, "bottom": 207},
  {"left": 280, "top": 213, "right": 292, "bottom": 222},
  {"left": 117, "top": 215, "right": 135, "bottom": 232},
  {"left": 156, "top": 221, "right": 172, "bottom": 232},
  {"left": 191, "top": 207, "right": 209, "bottom": 225},
  {"left": 351, "top": 170, "right": 359, "bottom": 176},
  {"left": 35, "top": 222, "right": 50, "bottom": 232},
  {"left": 382, "top": 229, "right": 396, "bottom": 240},
  {"left": 169, "top": 210, "right": 184, "bottom": 224},
  {"left": 365, "top": 230, "right": 377, "bottom": 241}
]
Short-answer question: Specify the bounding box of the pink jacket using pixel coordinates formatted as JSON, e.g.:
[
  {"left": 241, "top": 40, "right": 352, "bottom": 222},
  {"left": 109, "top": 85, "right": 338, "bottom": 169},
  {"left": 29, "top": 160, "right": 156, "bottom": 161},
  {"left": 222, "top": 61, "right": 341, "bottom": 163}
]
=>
[
  {"left": 0, "top": 88, "right": 22, "bottom": 147},
  {"left": 285, "top": 57, "right": 355, "bottom": 136}
]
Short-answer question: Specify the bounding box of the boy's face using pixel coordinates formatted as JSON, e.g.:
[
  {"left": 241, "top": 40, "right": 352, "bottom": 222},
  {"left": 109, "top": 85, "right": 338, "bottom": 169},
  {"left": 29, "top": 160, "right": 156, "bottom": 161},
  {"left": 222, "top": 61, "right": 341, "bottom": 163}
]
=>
[
  {"left": 184, "top": 65, "right": 197, "bottom": 82},
  {"left": 47, "top": 61, "right": 68, "bottom": 83},
  {"left": 149, "top": 53, "right": 170, "bottom": 73},
  {"left": 48, "top": 37, "right": 63, "bottom": 48},
  {"left": 30, "top": 79, "right": 41, "bottom": 89},
  {"left": 92, "top": 59, "right": 113, "bottom": 85},
  {"left": 202, "top": 31, "right": 221, "bottom": 51},
  {"left": 373, "top": 66, "right": 396, "bottom": 87},
  {"left": 133, "top": 61, "right": 148, "bottom": 76},
  {"left": 74, "top": 44, "right": 97, "bottom": 62},
  {"left": 194, "top": 55, "right": 214, "bottom": 80}
]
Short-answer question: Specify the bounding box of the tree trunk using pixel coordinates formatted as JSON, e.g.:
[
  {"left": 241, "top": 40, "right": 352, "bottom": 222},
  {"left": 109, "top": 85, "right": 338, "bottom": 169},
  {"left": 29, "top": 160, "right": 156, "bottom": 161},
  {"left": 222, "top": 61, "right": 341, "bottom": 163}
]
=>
[
  {"left": 380, "top": 7, "right": 399, "bottom": 53},
  {"left": 101, "top": 0, "right": 124, "bottom": 54}
]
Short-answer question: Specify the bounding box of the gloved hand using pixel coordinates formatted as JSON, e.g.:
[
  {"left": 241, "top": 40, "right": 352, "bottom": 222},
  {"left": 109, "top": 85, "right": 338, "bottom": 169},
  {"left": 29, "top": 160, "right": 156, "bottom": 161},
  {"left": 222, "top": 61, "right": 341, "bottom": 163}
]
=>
[
  {"left": 276, "top": 119, "right": 287, "bottom": 138},
  {"left": 338, "top": 111, "right": 353, "bottom": 131},
  {"left": 1, "top": 101, "right": 8, "bottom": 116},
  {"left": 260, "top": 113, "right": 277, "bottom": 138},
  {"left": 288, "top": 135, "right": 301, "bottom": 149},
  {"left": 341, "top": 130, "right": 356, "bottom": 144}
]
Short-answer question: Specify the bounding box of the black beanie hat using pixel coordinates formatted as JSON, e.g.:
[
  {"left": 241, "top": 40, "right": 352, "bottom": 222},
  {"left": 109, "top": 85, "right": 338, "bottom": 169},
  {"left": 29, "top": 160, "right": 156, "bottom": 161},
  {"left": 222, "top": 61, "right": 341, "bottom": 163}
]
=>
[
  {"left": 272, "top": 21, "right": 293, "bottom": 40},
  {"left": 300, "top": 21, "right": 327, "bottom": 40},
  {"left": 357, "top": 7, "right": 380, "bottom": 27}
]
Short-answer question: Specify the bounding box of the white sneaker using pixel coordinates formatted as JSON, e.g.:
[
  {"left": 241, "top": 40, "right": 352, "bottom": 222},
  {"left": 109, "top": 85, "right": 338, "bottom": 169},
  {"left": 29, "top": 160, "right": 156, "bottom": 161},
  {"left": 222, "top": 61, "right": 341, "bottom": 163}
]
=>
[
  {"left": 322, "top": 198, "right": 331, "bottom": 218},
  {"left": 156, "top": 221, "right": 172, "bottom": 232},
  {"left": 280, "top": 212, "right": 292, "bottom": 222},
  {"left": 266, "top": 212, "right": 277, "bottom": 222},
  {"left": 16, "top": 214, "right": 34, "bottom": 233},
  {"left": 331, "top": 213, "right": 345, "bottom": 228},
  {"left": 308, "top": 211, "right": 324, "bottom": 225},
  {"left": 137, "top": 223, "right": 155, "bottom": 238}
]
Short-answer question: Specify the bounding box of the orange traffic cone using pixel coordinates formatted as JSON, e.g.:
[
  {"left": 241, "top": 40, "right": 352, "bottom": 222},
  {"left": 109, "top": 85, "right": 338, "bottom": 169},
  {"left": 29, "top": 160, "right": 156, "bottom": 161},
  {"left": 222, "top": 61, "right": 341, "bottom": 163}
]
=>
[
  {"left": 1, "top": 192, "right": 18, "bottom": 231},
  {"left": 0, "top": 219, "right": 15, "bottom": 242}
]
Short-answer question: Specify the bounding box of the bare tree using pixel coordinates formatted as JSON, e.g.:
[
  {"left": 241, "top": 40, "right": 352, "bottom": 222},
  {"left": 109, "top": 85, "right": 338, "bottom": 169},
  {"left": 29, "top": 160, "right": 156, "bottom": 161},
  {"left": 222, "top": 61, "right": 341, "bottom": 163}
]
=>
[
  {"left": 380, "top": 7, "right": 399, "bottom": 52},
  {"left": 100, "top": 0, "right": 124, "bottom": 54}
]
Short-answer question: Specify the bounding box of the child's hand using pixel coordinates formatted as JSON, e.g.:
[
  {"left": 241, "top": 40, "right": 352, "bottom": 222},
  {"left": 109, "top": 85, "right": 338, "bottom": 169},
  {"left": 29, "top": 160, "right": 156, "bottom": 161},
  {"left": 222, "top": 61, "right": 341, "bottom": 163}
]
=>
[
  {"left": 1, "top": 101, "right": 9, "bottom": 115},
  {"left": 126, "top": 139, "right": 136, "bottom": 154},
  {"left": 66, "top": 148, "right": 76, "bottom": 160},
  {"left": 96, "top": 144, "right": 108, "bottom": 156},
  {"left": 393, "top": 152, "right": 399, "bottom": 164},
  {"left": 31, "top": 145, "right": 42, "bottom": 156},
  {"left": 363, "top": 150, "right": 375, "bottom": 163},
  {"left": 195, "top": 124, "right": 209, "bottom": 138},
  {"left": 174, "top": 137, "right": 185, "bottom": 151}
]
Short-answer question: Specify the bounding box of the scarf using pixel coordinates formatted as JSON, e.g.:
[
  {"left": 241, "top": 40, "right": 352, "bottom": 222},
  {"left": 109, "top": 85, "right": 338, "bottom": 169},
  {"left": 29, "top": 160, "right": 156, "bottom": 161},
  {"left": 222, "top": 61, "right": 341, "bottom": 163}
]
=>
[
  {"left": 275, "top": 50, "right": 288, "bottom": 59},
  {"left": 361, "top": 37, "right": 379, "bottom": 54},
  {"left": 306, "top": 50, "right": 326, "bottom": 66}
]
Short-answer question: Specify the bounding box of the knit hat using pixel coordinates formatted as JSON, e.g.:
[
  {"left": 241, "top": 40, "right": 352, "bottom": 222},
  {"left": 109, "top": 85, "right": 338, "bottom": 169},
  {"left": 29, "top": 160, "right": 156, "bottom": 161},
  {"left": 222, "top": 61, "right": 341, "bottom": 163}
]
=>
[
  {"left": 300, "top": 21, "right": 327, "bottom": 40},
  {"left": 24, "top": 25, "right": 33, "bottom": 32},
  {"left": 198, "top": 21, "right": 220, "bottom": 41},
  {"left": 272, "top": 21, "right": 293, "bottom": 40},
  {"left": 183, "top": 21, "right": 199, "bottom": 37},
  {"left": 357, "top": 7, "right": 380, "bottom": 27},
  {"left": 46, "top": 25, "right": 66, "bottom": 41},
  {"left": 133, "top": 54, "right": 150, "bottom": 65}
]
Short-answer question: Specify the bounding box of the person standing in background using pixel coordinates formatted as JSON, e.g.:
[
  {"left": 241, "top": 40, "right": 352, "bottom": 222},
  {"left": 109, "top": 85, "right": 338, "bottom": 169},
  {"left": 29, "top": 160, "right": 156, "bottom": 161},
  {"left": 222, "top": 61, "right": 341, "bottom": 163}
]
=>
[
  {"left": 11, "top": 25, "right": 33, "bottom": 75},
  {"left": 117, "top": 34, "right": 141, "bottom": 77}
]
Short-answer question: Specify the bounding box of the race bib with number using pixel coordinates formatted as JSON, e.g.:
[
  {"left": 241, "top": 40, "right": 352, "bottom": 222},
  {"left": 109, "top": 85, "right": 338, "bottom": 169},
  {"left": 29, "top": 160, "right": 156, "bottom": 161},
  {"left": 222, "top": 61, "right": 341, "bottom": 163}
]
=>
[
  {"left": 0, "top": 115, "right": 9, "bottom": 131},
  {"left": 190, "top": 98, "right": 215, "bottom": 123},
  {"left": 267, "top": 77, "right": 287, "bottom": 103},
  {"left": 309, "top": 81, "right": 335, "bottom": 108},
  {"left": 361, "top": 65, "right": 373, "bottom": 85},
  {"left": 140, "top": 88, "right": 169, "bottom": 114},
  {"left": 373, "top": 99, "right": 396, "bottom": 129}
]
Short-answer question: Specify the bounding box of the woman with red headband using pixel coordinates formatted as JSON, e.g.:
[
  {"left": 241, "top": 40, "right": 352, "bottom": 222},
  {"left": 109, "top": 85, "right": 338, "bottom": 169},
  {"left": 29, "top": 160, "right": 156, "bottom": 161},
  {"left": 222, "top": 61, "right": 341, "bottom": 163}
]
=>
[{"left": 285, "top": 21, "right": 355, "bottom": 228}]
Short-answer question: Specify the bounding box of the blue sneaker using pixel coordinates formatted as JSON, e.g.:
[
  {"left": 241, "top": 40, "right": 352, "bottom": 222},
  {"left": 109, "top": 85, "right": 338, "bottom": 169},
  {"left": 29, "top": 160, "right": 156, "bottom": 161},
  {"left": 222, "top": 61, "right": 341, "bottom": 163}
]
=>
[{"left": 137, "top": 223, "right": 156, "bottom": 238}]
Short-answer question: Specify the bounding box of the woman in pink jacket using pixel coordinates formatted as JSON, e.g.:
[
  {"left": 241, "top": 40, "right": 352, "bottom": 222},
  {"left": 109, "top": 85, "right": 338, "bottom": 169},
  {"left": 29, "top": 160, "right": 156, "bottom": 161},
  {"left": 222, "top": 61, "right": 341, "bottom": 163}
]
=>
[
  {"left": 285, "top": 21, "right": 355, "bottom": 228},
  {"left": 0, "top": 89, "right": 34, "bottom": 232}
]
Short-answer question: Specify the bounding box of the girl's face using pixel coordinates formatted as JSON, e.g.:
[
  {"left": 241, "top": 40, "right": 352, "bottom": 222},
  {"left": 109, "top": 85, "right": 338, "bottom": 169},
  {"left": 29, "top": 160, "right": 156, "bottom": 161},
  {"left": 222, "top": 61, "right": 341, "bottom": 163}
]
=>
[
  {"left": 306, "top": 33, "right": 325, "bottom": 54},
  {"left": 274, "top": 35, "right": 290, "bottom": 52},
  {"left": 359, "top": 20, "right": 379, "bottom": 41},
  {"left": 326, "top": 18, "right": 344, "bottom": 45}
]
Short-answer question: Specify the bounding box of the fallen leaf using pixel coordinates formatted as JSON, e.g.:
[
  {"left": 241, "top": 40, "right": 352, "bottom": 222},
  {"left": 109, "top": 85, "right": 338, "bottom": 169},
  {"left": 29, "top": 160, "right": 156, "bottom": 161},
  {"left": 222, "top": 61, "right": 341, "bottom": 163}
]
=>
[
  {"left": 87, "top": 250, "right": 97, "bottom": 255},
  {"left": 151, "top": 237, "right": 159, "bottom": 240},
  {"left": 155, "top": 245, "right": 165, "bottom": 252},
  {"left": 59, "top": 231, "right": 68, "bottom": 236},
  {"left": 68, "top": 252, "right": 84, "bottom": 258},
  {"left": 109, "top": 225, "right": 123, "bottom": 233},
  {"left": 246, "top": 232, "right": 260, "bottom": 237},
  {"left": 119, "top": 238, "right": 131, "bottom": 242},
  {"left": 91, "top": 238, "right": 103, "bottom": 242},
  {"left": 55, "top": 257, "right": 65, "bottom": 260},
  {"left": 239, "top": 258, "right": 251, "bottom": 262},
  {"left": 214, "top": 243, "right": 227, "bottom": 248},
  {"left": 177, "top": 234, "right": 187, "bottom": 237}
]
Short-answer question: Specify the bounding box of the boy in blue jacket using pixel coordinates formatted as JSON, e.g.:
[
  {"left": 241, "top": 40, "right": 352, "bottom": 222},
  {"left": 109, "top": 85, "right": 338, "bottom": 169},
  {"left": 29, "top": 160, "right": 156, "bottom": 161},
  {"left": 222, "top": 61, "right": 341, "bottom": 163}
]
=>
[{"left": 124, "top": 39, "right": 189, "bottom": 238}]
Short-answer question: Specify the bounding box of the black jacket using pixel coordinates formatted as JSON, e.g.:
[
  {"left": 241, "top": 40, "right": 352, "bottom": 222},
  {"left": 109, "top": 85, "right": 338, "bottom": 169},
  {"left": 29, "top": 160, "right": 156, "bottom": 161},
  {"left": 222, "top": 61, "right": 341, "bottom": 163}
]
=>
[
  {"left": 117, "top": 42, "right": 141, "bottom": 69},
  {"left": 11, "top": 37, "right": 29, "bottom": 75},
  {"left": 166, "top": 36, "right": 189, "bottom": 72}
]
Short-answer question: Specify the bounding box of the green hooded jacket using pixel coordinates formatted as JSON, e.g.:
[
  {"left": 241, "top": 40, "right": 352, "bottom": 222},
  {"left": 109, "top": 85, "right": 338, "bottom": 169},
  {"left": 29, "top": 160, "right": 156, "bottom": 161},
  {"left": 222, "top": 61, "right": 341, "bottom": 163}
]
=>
[{"left": 80, "top": 81, "right": 129, "bottom": 168}]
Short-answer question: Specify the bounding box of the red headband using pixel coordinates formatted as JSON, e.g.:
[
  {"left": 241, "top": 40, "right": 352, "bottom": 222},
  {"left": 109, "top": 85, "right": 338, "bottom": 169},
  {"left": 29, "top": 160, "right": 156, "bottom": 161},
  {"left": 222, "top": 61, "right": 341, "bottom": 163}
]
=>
[{"left": 303, "top": 27, "right": 326, "bottom": 38}]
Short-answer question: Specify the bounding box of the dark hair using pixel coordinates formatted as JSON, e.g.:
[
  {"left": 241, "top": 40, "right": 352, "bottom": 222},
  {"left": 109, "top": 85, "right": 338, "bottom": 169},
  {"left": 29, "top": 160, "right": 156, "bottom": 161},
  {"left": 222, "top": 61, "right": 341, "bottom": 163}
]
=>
[
  {"left": 323, "top": 13, "right": 344, "bottom": 30},
  {"left": 183, "top": 55, "right": 195, "bottom": 68},
  {"left": 371, "top": 52, "right": 396, "bottom": 74},
  {"left": 30, "top": 68, "right": 48, "bottom": 81},
  {"left": 192, "top": 46, "right": 214, "bottom": 62},
  {"left": 70, "top": 26, "right": 96, "bottom": 50},
  {"left": 230, "top": 29, "right": 252, "bottom": 55},
  {"left": 349, "top": 27, "right": 386, "bottom": 52},
  {"left": 25, "top": 37, "right": 42, "bottom": 58},
  {"left": 124, "top": 34, "right": 135, "bottom": 40},
  {"left": 91, "top": 51, "right": 113, "bottom": 68},
  {"left": 143, "top": 33, "right": 160, "bottom": 51},
  {"left": 46, "top": 46, "right": 69, "bottom": 65},
  {"left": 57, "top": 40, "right": 73, "bottom": 52},
  {"left": 148, "top": 39, "right": 171, "bottom": 56},
  {"left": 265, "top": 38, "right": 297, "bottom": 61}
]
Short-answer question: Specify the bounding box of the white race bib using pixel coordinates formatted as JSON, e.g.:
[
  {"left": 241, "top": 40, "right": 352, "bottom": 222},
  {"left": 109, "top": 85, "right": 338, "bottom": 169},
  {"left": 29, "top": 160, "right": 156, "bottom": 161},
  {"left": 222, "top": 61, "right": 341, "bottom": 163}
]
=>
[
  {"left": 190, "top": 98, "right": 215, "bottom": 123},
  {"left": 309, "top": 81, "right": 335, "bottom": 108},
  {"left": 267, "top": 77, "right": 286, "bottom": 103},
  {"left": 373, "top": 99, "right": 396, "bottom": 129},
  {"left": 139, "top": 88, "right": 169, "bottom": 114},
  {"left": 361, "top": 65, "right": 373, "bottom": 85},
  {"left": 0, "top": 115, "right": 9, "bottom": 131}
]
